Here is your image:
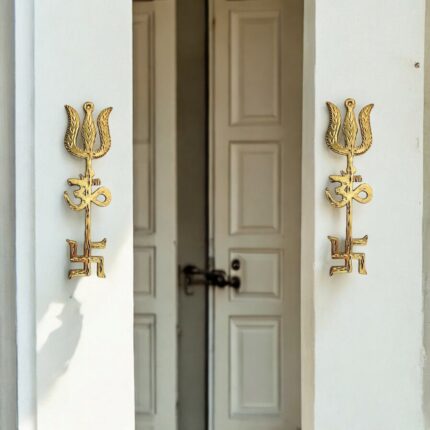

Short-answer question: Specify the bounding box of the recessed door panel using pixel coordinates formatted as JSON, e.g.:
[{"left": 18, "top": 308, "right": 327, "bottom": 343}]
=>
[
  {"left": 230, "top": 142, "right": 280, "bottom": 234},
  {"left": 230, "top": 317, "right": 281, "bottom": 416},
  {"left": 134, "top": 247, "right": 156, "bottom": 297},
  {"left": 134, "top": 315, "right": 156, "bottom": 418},
  {"left": 229, "top": 249, "right": 282, "bottom": 300},
  {"left": 133, "top": 9, "right": 155, "bottom": 234},
  {"left": 134, "top": 144, "right": 153, "bottom": 233},
  {"left": 230, "top": 11, "right": 281, "bottom": 125},
  {"left": 133, "top": 11, "right": 153, "bottom": 145}
]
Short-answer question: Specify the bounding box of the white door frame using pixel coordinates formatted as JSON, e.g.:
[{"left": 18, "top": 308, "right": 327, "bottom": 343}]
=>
[
  {"left": 14, "top": 0, "right": 38, "bottom": 428},
  {"left": 133, "top": 2, "right": 178, "bottom": 429},
  {"left": 0, "top": 0, "right": 18, "bottom": 428}
]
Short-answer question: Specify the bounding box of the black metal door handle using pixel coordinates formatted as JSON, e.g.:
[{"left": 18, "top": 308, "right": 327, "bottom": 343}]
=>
[{"left": 182, "top": 265, "right": 241, "bottom": 290}]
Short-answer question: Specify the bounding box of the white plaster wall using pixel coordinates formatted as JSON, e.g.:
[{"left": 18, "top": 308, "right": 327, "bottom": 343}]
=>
[
  {"left": 423, "top": 0, "right": 430, "bottom": 427},
  {"left": 302, "top": 1, "right": 425, "bottom": 429},
  {"left": 32, "top": 1, "right": 134, "bottom": 429}
]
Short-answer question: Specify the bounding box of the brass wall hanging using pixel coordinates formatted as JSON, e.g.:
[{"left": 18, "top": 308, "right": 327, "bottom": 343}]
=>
[
  {"left": 64, "top": 101, "right": 112, "bottom": 279},
  {"left": 325, "top": 98, "right": 373, "bottom": 276}
]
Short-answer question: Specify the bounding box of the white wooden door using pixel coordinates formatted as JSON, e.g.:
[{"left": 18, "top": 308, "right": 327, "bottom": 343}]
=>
[
  {"left": 212, "top": 0, "right": 302, "bottom": 429},
  {"left": 133, "top": 2, "right": 177, "bottom": 430}
]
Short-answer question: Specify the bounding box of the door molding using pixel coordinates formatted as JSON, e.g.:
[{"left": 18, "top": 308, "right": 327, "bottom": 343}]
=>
[{"left": 0, "top": 0, "right": 18, "bottom": 428}]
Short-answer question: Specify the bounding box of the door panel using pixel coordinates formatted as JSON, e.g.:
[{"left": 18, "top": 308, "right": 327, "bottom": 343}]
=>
[
  {"left": 230, "top": 10, "right": 281, "bottom": 125},
  {"left": 134, "top": 314, "right": 156, "bottom": 417},
  {"left": 229, "top": 249, "right": 281, "bottom": 299},
  {"left": 212, "top": 0, "right": 302, "bottom": 429},
  {"left": 133, "top": 2, "right": 177, "bottom": 430},
  {"left": 230, "top": 317, "right": 281, "bottom": 416},
  {"left": 230, "top": 142, "right": 281, "bottom": 234}
]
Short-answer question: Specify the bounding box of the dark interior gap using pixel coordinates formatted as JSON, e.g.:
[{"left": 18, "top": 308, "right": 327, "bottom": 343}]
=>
[{"left": 177, "top": 1, "right": 209, "bottom": 429}]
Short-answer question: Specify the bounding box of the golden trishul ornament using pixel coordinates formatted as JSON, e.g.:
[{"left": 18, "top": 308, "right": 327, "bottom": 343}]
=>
[
  {"left": 325, "top": 98, "right": 373, "bottom": 276},
  {"left": 64, "top": 102, "right": 112, "bottom": 279}
]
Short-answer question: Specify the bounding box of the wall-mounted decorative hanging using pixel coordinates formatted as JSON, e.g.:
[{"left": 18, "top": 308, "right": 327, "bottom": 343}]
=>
[
  {"left": 325, "top": 98, "right": 373, "bottom": 276},
  {"left": 64, "top": 101, "right": 112, "bottom": 279}
]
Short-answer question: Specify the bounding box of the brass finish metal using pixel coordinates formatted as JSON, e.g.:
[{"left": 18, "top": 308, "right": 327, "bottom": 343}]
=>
[
  {"left": 325, "top": 98, "right": 373, "bottom": 276},
  {"left": 64, "top": 101, "right": 112, "bottom": 279}
]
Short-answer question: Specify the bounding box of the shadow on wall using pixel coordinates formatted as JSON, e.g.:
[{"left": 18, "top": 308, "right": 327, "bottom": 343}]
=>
[
  {"left": 34, "top": 101, "right": 133, "bottom": 414},
  {"left": 37, "top": 282, "right": 83, "bottom": 395}
]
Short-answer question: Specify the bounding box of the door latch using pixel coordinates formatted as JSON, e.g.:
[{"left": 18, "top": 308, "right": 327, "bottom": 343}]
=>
[{"left": 182, "top": 262, "right": 241, "bottom": 295}]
